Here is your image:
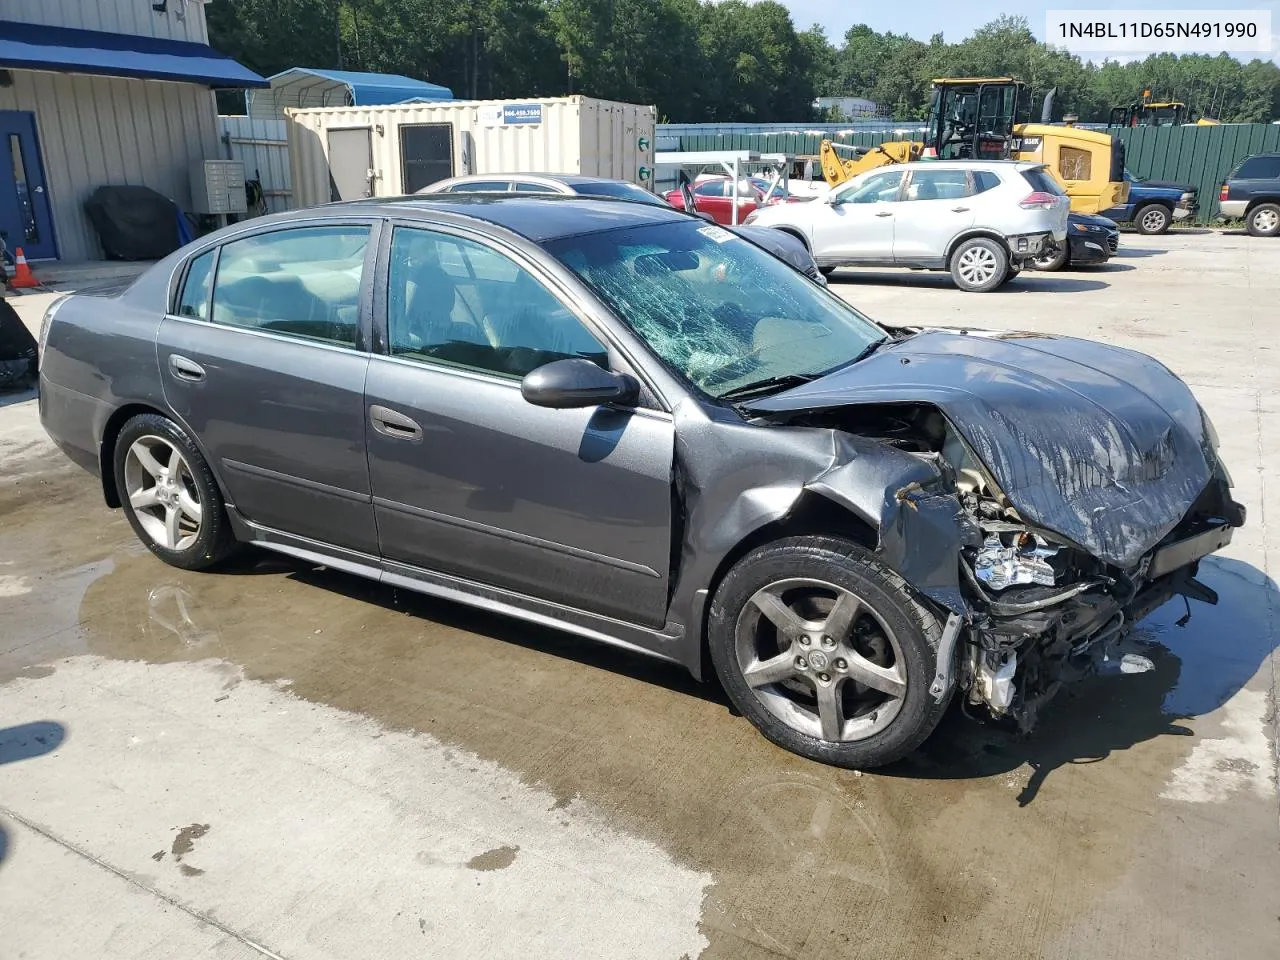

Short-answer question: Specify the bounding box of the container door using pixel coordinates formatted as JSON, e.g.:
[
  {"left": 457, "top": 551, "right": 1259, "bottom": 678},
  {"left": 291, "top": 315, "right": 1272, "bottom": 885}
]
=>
[
  {"left": 0, "top": 111, "right": 57, "bottom": 260},
  {"left": 327, "top": 127, "right": 374, "bottom": 201}
]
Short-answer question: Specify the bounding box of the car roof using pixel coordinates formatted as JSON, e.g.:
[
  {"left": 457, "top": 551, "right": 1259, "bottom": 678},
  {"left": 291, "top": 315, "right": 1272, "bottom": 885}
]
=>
[{"left": 345, "top": 194, "right": 687, "bottom": 242}]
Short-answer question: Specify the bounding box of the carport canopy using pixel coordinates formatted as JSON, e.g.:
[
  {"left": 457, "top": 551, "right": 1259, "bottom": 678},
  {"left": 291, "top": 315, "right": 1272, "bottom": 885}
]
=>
[
  {"left": 258, "top": 68, "right": 454, "bottom": 112},
  {"left": 0, "top": 19, "right": 267, "bottom": 88}
]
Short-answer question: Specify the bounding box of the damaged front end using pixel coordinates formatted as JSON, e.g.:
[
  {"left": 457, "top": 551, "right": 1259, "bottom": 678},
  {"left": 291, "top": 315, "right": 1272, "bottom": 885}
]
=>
[
  {"left": 748, "top": 329, "right": 1246, "bottom": 733},
  {"left": 949, "top": 442, "right": 1240, "bottom": 731}
]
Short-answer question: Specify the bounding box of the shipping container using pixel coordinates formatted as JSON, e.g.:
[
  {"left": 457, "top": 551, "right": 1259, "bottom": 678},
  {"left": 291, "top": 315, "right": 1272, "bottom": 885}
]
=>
[{"left": 285, "top": 96, "right": 657, "bottom": 209}]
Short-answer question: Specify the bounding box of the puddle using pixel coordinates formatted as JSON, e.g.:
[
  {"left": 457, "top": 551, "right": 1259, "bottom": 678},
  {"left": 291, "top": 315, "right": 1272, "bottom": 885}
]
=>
[{"left": 3, "top": 467, "right": 1277, "bottom": 958}]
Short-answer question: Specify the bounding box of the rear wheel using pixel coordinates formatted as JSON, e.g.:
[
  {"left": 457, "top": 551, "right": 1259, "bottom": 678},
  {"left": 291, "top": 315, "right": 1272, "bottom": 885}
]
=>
[
  {"left": 1030, "top": 241, "right": 1069, "bottom": 271},
  {"left": 950, "top": 238, "right": 1008, "bottom": 292},
  {"left": 114, "top": 413, "right": 239, "bottom": 570},
  {"left": 1246, "top": 203, "right": 1280, "bottom": 238},
  {"left": 708, "top": 536, "right": 950, "bottom": 769},
  {"left": 1136, "top": 204, "right": 1172, "bottom": 235}
]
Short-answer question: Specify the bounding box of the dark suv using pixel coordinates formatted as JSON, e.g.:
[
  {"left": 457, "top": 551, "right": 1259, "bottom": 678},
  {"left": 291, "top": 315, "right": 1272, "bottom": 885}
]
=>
[{"left": 1218, "top": 153, "right": 1280, "bottom": 237}]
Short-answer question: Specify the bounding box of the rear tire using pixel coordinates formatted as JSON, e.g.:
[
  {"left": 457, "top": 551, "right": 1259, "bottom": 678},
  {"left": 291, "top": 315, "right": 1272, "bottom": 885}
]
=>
[
  {"left": 950, "top": 237, "right": 1009, "bottom": 292},
  {"left": 1135, "top": 204, "right": 1172, "bottom": 235},
  {"left": 708, "top": 536, "right": 950, "bottom": 769},
  {"left": 113, "top": 413, "right": 239, "bottom": 571},
  {"left": 1030, "top": 241, "right": 1069, "bottom": 271},
  {"left": 1246, "top": 203, "right": 1280, "bottom": 238}
]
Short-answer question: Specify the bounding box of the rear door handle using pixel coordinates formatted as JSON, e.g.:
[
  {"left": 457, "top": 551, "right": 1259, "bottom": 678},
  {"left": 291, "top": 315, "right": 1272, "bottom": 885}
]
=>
[
  {"left": 169, "top": 355, "right": 205, "bottom": 382},
  {"left": 874, "top": 211, "right": 893, "bottom": 218},
  {"left": 370, "top": 404, "right": 422, "bottom": 441},
  {"left": 951, "top": 206, "right": 970, "bottom": 212}
]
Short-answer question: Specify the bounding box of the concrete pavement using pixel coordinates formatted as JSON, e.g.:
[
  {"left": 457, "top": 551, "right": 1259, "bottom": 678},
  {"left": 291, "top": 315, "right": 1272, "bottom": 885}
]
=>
[{"left": 1, "top": 230, "right": 1276, "bottom": 959}]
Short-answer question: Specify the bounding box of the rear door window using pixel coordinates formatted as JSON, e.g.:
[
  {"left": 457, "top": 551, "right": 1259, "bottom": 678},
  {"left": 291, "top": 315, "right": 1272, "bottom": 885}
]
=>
[
  {"left": 209, "top": 225, "right": 370, "bottom": 347},
  {"left": 514, "top": 181, "right": 560, "bottom": 193},
  {"left": 446, "top": 181, "right": 511, "bottom": 193},
  {"left": 971, "top": 170, "right": 1001, "bottom": 195},
  {"left": 903, "top": 169, "right": 969, "bottom": 201}
]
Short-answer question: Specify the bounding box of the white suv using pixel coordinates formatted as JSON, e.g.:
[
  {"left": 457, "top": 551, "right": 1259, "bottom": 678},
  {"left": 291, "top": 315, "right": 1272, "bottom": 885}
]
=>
[{"left": 744, "top": 160, "right": 1070, "bottom": 292}]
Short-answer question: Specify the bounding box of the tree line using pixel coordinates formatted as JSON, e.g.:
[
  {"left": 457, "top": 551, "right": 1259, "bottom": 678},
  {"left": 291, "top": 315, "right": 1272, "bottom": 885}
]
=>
[{"left": 210, "top": 3, "right": 1280, "bottom": 124}]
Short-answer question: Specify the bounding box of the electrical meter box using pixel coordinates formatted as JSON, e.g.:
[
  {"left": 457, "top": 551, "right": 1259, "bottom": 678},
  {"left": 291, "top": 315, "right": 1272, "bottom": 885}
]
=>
[{"left": 189, "top": 160, "right": 248, "bottom": 215}]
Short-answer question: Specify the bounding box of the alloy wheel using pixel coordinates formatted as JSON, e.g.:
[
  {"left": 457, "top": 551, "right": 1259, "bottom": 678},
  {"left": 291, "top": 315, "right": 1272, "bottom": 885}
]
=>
[
  {"left": 955, "top": 246, "right": 999, "bottom": 287},
  {"left": 1141, "top": 207, "right": 1169, "bottom": 232},
  {"left": 123, "top": 435, "right": 203, "bottom": 551},
  {"left": 734, "top": 577, "right": 907, "bottom": 742},
  {"left": 1254, "top": 208, "right": 1279, "bottom": 233}
]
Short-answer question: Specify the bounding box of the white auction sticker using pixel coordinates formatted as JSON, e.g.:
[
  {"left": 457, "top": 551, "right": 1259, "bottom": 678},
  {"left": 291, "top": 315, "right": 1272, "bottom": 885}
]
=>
[
  {"left": 697, "top": 224, "right": 736, "bottom": 244},
  {"left": 1045, "top": 9, "right": 1271, "bottom": 54}
]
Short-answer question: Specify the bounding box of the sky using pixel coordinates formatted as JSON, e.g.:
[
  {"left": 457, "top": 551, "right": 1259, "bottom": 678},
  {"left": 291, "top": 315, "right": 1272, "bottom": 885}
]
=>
[{"left": 773, "top": 1, "right": 1280, "bottom": 63}]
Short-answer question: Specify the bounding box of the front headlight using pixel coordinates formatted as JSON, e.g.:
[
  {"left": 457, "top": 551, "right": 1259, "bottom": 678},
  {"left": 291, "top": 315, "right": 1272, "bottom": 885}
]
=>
[{"left": 1071, "top": 222, "right": 1096, "bottom": 233}]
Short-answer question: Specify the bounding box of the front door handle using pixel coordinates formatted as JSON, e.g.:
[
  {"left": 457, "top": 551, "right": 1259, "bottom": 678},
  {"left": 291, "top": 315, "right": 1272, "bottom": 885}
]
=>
[
  {"left": 169, "top": 355, "right": 205, "bottom": 382},
  {"left": 951, "top": 206, "right": 970, "bottom": 212},
  {"left": 370, "top": 404, "right": 422, "bottom": 441},
  {"left": 874, "top": 211, "right": 893, "bottom": 218}
]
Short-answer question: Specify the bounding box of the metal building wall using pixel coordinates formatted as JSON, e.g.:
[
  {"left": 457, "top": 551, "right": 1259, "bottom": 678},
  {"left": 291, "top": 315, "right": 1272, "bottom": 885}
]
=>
[
  {"left": 3, "top": 0, "right": 210, "bottom": 42},
  {"left": 218, "top": 116, "right": 293, "bottom": 213},
  {"left": 0, "top": 70, "right": 221, "bottom": 261}
]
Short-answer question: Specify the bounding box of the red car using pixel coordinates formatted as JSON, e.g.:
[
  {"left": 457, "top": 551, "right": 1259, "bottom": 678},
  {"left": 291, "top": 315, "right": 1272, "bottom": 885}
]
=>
[{"left": 664, "top": 177, "right": 797, "bottom": 225}]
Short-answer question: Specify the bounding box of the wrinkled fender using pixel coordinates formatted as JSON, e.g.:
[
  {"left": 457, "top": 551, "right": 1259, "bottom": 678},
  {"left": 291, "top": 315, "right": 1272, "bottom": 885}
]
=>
[{"left": 666, "top": 404, "right": 972, "bottom": 676}]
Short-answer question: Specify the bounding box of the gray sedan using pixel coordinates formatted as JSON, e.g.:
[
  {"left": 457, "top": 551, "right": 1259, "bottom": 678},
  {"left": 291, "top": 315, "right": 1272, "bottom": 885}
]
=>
[{"left": 38, "top": 195, "right": 1242, "bottom": 768}]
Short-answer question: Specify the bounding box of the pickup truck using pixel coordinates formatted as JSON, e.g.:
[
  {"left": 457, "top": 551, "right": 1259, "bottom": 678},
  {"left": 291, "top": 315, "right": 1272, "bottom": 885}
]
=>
[{"left": 1101, "top": 170, "right": 1197, "bottom": 234}]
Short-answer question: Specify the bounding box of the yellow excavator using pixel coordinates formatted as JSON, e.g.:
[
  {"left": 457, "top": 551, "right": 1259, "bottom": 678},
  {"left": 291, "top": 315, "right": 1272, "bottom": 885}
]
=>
[{"left": 819, "top": 78, "right": 1129, "bottom": 214}]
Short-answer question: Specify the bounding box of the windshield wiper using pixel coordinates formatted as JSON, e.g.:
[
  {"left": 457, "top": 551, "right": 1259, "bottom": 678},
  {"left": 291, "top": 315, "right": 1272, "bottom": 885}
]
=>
[
  {"left": 848, "top": 336, "right": 889, "bottom": 366},
  {"left": 718, "top": 373, "right": 820, "bottom": 402}
]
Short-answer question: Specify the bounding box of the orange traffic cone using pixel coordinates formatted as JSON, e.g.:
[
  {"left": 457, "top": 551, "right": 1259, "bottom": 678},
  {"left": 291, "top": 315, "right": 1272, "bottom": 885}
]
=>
[{"left": 10, "top": 247, "right": 39, "bottom": 289}]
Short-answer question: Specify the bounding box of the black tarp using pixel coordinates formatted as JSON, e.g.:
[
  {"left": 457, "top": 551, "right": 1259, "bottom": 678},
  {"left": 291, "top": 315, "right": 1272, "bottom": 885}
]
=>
[
  {"left": 0, "top": 296, "right": 37, "bottom": 389},
  {"left": 83, "top": 185, "right": 182, "bottom": 261}
]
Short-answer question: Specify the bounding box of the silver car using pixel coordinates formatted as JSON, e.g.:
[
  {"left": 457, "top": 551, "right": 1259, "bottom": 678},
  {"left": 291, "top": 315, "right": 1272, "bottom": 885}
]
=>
[
  {"left": 37, "top": 196, "right": 1241, "bottom": 770},
  {"left": 745, "top": 160, "right": 1071, "bottom": 292},
  {"left": 420, "top": 172, "right": 826, "bottom": 284}
]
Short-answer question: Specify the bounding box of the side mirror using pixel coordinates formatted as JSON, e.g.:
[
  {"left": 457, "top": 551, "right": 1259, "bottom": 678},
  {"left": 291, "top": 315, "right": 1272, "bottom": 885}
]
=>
[
  {"left": 521, "top": 358, "right": 639, "bottom": 409},
  {"left": 824, "top": 192, "right": 841, "bottom": 206}
]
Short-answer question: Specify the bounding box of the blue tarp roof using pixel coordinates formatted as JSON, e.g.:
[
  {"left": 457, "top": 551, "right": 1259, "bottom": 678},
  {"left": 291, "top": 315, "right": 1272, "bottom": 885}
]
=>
[
  {"left": 270, "top": 68, "right": 453, "bottom": 105},
  {"left": 0, "top": 20, "right": 268, "bottom": 89}
]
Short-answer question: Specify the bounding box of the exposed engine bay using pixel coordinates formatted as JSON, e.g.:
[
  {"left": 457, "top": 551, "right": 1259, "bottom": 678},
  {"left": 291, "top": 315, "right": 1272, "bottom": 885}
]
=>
[{"left": 749, "top": 338, "right": 1246, "bottom": 733}]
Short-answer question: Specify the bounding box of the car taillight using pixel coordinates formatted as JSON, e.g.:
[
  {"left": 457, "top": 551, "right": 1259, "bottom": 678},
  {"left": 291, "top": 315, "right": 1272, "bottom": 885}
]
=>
[
  {"left": 1219, "top": 184, "right": 1229, "bottom": 201},
  {"left": 1019, "top": 192, "right": 1059, "bottom": 210}
]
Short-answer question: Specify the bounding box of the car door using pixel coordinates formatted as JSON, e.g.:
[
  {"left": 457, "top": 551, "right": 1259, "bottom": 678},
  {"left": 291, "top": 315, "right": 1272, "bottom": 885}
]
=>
[
  {"left": 811, "top": 169, "right": 904, "bottom": 261},
  {"left": 891, "top": 168, "right": 977, "bottom": 264},
  {"left": 691, "top": 180, "right": 733, "bottom": 223},
  {"left": 157, "top": 221, "right": 379, "bottom": 554},
  {"left": 363, "top": 222, "right": 676, "bottom": 628}
]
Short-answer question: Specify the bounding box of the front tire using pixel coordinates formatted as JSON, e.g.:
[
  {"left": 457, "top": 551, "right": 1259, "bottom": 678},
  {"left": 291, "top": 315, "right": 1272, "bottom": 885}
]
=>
[
  {"left": 1136, "top": 204, "right": 1172, "bottom": 235},
  {"left": 1247, "top": 202, "right": 1280, "bottom": 238},
  {"left": 708, "top": 536, "right": 950, "bottom": 769},
  {"left": 113, "top": 413, "right": 239, "bottom": 570},
  {"left": 950, "top": 237, "right": 1008, "bottom": 292}
]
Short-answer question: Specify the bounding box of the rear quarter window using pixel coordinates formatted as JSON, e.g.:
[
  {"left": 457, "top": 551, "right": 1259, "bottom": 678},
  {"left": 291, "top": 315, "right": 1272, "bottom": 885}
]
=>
[
  {"left": 971, "top": 171, "right": 1001, "bottom": 195},
  {"left": 1234, "top": 156, "right": 1280, "bottom": 180},
  {"left": 1021, "top": 168, "right": 1066, "bottom": 195}
]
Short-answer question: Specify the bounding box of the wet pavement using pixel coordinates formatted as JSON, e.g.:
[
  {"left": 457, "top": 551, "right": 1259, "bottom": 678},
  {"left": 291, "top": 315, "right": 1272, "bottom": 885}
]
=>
[{"left": 2, "top": 231, "right": 1278, "bottom": 958}]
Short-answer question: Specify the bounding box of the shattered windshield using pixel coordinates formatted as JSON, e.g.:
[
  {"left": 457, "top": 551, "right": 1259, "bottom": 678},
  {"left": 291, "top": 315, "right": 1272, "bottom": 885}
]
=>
[{"left": 543, "top": 221, "right": 884, "bottom": 397}]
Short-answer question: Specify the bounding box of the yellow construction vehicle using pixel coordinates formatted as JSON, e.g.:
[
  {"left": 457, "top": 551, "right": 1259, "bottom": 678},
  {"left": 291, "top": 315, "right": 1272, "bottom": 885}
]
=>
[
  {"left": 819, "top": 78, "right": 1129, "bottom": 214},
  {"left": 1108, "top": 90, "right": 1219, "bottom": 127}
]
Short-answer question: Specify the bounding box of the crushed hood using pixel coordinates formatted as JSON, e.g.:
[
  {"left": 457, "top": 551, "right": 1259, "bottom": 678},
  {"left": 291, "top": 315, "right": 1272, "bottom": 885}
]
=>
[{"left": 750, "top": 330, "right": 1219, "bottom": 568}]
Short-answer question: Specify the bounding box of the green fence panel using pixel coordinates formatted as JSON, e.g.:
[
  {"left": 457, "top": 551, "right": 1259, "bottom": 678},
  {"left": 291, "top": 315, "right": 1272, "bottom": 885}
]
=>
[{"left": 668, "top": 124, "right": 1280, "bottom": 221}]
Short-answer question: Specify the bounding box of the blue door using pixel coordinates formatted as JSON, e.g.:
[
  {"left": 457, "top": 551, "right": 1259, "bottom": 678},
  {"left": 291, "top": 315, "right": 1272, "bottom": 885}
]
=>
[{"left": 0, "top": 111, "right": 57, "bottom": 260}]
